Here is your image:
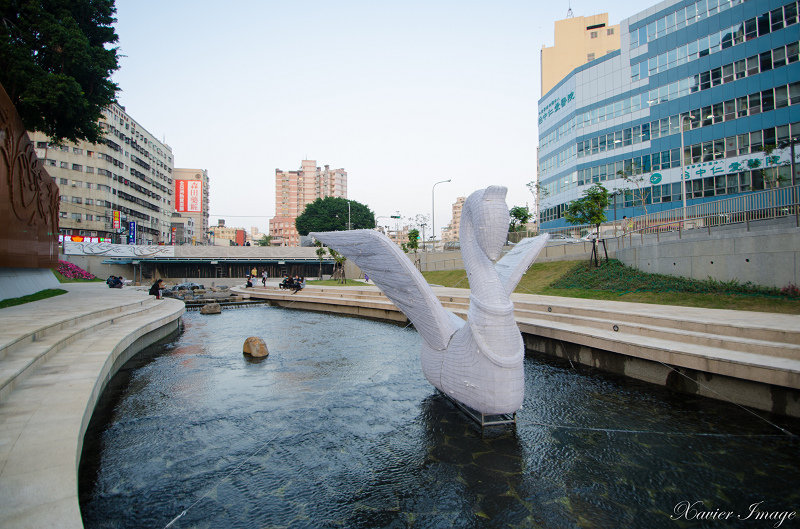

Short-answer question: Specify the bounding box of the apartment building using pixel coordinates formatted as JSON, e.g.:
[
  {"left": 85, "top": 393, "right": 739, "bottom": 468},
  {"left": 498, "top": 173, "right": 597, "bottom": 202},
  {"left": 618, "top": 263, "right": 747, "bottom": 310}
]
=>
[
  {"left": 269, "top": 160, "right": 348, "bottom": 246},
  {"left": 173, "top": 168, "right": 210, "bottom": 244},
  {"left": 31, "top": 103, "right": 174, "bottom": 244},
  {"left": 441, "top": 196, "right": 466, "bottom": 243},
  {"left": 537, "top": 0, "right": 800, "bottom": 229},
  {"left": 540, "top": 13, "right": 621, "bottom": 95}
]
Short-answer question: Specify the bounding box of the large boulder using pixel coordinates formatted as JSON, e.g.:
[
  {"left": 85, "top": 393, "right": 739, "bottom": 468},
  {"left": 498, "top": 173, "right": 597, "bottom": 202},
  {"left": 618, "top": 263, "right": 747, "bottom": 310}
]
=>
[
  {"left": 243, "top": 337, "right": 269, "bottom": 357},
  {"left": 200, "top": 302, "right": 221, "bottom": 315}
]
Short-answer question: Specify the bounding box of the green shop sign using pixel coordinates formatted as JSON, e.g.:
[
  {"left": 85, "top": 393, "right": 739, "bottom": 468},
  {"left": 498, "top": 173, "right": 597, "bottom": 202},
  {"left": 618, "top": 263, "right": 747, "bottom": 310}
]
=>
[{"left": 538, "top": 92, "right": 575, "bottom": 126}]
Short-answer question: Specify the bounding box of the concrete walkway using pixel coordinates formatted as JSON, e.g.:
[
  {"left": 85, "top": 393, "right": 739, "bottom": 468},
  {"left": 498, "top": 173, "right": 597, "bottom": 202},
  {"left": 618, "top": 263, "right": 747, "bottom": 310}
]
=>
[{"left": 0, "top": 283, "right": 183, "bottom": 529}]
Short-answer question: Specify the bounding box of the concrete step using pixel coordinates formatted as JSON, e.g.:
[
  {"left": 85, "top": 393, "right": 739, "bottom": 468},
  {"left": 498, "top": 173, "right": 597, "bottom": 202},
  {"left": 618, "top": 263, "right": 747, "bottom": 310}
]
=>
[
  {"left": 0, "top": 296, "right": 156, "bottom": 360},
  {"left": 510, "top": 298, "right": 800, "bottom": 346},
  {"left": 516, "top": 315, "right": 800, "bottom": 389},
  {"left": 0, "top": 298, "right": 162, "bottom": 401},
  {"left": 512, "top": 307, "right": 800, "bottom": 360}
]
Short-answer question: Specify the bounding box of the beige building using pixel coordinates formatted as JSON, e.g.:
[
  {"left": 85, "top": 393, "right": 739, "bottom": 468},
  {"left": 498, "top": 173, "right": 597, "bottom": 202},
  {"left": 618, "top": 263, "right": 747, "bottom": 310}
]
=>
[
  {"left": 170, "top": 213, "right": 195, "bottom": 245},
  {"left": 209, "top": 220, "right": 249, "bottom": 246},
  {"left": 540, "top": 13, "right": 620, "bottom": 95},
  {"left": 31, "top": 103, "right": 175, "bottom": 244},
  {"left": 173, "top": 168, "right": 210, "bottom": 244},
  {"left": 442, "top": 197, "right": 466, "bottom": 243},
  {"left": 269, "top": 160, "right": 347, "bottom": 247}
]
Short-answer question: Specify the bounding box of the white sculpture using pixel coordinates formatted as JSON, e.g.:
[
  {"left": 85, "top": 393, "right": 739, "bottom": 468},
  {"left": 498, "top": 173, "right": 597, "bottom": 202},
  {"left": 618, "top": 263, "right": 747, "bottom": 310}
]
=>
[{"left": 311, "top": 186, "right": 549, "bottom": 415}]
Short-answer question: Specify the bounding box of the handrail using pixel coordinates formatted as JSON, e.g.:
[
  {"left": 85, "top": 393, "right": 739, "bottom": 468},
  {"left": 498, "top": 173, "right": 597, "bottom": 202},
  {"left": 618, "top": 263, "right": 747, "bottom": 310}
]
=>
[{"left": 539, "top": 184, "right": 800, "bottom": 240}]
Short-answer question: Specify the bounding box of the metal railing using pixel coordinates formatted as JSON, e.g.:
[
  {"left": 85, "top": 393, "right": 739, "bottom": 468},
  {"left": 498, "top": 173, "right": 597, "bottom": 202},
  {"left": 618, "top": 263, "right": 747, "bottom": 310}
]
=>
[{"left": 541, "top": 184, "right": 800, "bottom": 241}]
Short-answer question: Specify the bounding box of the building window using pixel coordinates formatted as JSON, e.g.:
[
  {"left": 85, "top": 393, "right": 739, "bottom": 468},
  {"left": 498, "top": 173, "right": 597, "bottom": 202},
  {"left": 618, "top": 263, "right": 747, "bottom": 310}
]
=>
[
  {"left": 47, "top": 159, "right": 56, "bottom": 167},
  {"left": 71, "top": 213, "right": 81, "bottom": 220},
  {"left": 72, "top": 164, "right": 82, "bottom": 171},
  {"left": 587, "top": 53, "right": 595, "bottom": 61},
  {"left": 86, "top": 166, "right": 94, "bottom": 173},
  {"left": 607, "top": 28, "right": 614, "bottom": 35},
  {"left": 60, "top": 161, "right": 68, "bottom": 169},
  {"left": 60, "top": 178, "right": 68, "bottom": 185},
  {"left": 590, "top": 31, "right": 598, "bottom": 38},
  {"left": 36, "top": 141, "right": 47, "bottom": 149}
]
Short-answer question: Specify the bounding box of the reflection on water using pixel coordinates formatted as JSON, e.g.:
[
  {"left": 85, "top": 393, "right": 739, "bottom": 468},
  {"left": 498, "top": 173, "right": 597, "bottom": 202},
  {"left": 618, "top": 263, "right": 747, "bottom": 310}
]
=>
[{"left": 80, "top": 307, "right": 800, "bottom": 528}]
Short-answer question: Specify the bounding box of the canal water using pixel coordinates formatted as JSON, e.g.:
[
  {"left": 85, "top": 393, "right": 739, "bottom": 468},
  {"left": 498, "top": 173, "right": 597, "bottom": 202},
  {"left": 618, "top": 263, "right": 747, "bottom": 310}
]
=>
[{"left": 79, "top": 306, "right": 800, "bottom": 528}]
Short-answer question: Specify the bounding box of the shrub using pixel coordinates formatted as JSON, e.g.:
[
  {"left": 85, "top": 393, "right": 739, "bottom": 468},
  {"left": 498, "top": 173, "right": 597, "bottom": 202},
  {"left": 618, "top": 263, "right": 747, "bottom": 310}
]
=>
[
  {"left": 781, "top": 283, "right": 800, "bottom": 298},
  {"left": 55, "top": 260, "right": 96, "bottom": 280}
]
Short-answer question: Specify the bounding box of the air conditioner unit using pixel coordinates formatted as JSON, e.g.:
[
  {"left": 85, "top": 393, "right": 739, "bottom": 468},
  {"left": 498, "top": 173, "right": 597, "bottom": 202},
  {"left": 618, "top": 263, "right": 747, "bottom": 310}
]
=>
[
  {"left": 76, "top": 219, "right": 82, "bottom": 223},
  {"left": 71, "top": 183, "right": 77, "bottom": 187}
]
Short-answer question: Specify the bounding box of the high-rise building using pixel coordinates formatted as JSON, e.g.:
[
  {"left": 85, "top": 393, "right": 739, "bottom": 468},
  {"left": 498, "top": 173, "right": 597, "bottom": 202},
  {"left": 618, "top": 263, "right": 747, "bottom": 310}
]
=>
[
  {"left": 540, "top": 13, "right": 621, "bottom": 95},
  {"left": 537, "top": 0, "right": 800, "bottom": 230},
  {"left": 442, "top": 197, "right": 466, "bottom": 243},
  {"left": 173, "top": 168, "right": 210, "bottom": 244},
  {"left": 269, "top": 160, "right": 347, "bottom": 246},
  {"left": 31, "top": 103, "right": 175, "bottom": 244}
]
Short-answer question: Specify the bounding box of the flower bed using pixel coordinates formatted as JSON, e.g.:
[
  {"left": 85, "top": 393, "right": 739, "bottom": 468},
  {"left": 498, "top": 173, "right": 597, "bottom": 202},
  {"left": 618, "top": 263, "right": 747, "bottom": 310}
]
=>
[{"left": 56, "top": 260, "right": 96, "bottom": 280}]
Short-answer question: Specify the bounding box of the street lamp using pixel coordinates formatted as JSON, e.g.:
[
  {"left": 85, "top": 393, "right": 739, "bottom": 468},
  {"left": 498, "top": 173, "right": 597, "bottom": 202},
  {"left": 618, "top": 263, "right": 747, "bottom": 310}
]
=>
[
  {"left": 610, "top": 190, "right": 622, "bottom": 236},
  {"left": 679, "top": 113, "right": 699, "bottom": 223},
  {"left": 431, "top": 179, "right": 451, "bottom": 251}
]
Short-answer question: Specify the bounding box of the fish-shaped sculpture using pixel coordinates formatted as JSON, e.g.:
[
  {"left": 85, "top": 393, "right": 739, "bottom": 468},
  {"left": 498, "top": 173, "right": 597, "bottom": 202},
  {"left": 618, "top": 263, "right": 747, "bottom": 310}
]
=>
[{"left": 311, "top": 186, "right": 549, "bottom": 415}]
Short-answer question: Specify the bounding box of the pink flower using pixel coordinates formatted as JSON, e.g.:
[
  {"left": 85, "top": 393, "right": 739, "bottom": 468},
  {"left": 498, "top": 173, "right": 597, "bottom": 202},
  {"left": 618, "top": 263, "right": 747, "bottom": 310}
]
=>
[{"left": 56, "top": 260, "right": 96, "bottom": 280}]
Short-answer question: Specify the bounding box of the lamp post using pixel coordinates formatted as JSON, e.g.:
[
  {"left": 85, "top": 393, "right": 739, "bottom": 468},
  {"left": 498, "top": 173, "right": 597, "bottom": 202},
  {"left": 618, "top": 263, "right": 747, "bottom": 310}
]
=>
[
  {"left": 610, "top": 190, "right": 622, "bottom": 236},
  {"left": 431, "top": 179, "right": 451, "bottom": 251},
  {"left": 348, "top": 200, "right": 351, "bottom": 230},
  {"left": 679, "top": 113, "right": 699, "bottom": 223}
]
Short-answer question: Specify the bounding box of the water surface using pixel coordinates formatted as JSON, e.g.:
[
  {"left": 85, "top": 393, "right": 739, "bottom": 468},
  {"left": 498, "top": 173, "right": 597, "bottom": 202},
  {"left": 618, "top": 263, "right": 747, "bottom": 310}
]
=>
[{"left": 80, "top": 306, "right": 800, "bottom": 528}]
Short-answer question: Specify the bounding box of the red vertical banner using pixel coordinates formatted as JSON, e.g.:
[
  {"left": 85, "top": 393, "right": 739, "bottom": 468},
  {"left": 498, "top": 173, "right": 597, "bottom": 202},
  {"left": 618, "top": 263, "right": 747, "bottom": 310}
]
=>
[
  {"left": 175, "top": 180, "right": 187, "bottom": 212},
  {"left": 175, "top": 180, "right": 202, "bottom": 213}
]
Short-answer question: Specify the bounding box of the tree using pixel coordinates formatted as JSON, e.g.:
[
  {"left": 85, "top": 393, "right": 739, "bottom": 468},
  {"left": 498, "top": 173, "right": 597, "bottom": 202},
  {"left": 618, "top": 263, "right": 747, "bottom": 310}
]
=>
[
  {"left": 616, "top": 162, "right": 650, "bottom": 217},
  {"left": 314, "top": 240, "right": 327, "bottom": 280},
  {"left": 564, "top": 184, "right": 610, "bottom": 267},
  {"left": 0, "top": 0, "right": 121, "bottom": 144},
  {"left": 329, "top": 248, "right": 347, "bottom": 284},
  {"left": 257, "top": 234, "right": 272, "bottom": 246},
  {"left": 509, "top": 206, "right": 532, "bottom": 232},
  {"left": 526, "top": 180, "right": 549, "bottom": 223},
  {"left": 295, "top": 197, "right": 375, "bottom": 235},
  {"left": 407, "top": 228, "right": 421, "bottom": 270},
  {"left": 759, "top": 144, "right": 791, "bottom": 190},
  {"left": 407, "top": 229, "right": 420, "bottom": 252}
]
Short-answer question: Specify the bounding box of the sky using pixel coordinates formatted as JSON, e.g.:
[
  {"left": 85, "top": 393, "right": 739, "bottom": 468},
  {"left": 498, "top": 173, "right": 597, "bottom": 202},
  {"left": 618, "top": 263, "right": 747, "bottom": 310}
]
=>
[{"left": 112, "top": 0, "right": 646, "bottom": 237}]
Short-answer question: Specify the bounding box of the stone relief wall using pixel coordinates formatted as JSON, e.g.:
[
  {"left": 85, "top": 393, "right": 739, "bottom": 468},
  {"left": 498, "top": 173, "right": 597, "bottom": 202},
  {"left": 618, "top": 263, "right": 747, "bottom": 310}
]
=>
[{"left": 0, "top": 83, "right": 59, "bottom": 268}]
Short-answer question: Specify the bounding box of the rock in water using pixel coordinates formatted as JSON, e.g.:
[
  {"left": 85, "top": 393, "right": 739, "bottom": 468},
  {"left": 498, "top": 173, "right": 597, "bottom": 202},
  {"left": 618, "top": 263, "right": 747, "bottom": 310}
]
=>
[
  {"left": 243, "top": 337, "right": 269, "bottom": 357},
  {"left": 200, "top": 303, "right": 221, "bottom": 315}
]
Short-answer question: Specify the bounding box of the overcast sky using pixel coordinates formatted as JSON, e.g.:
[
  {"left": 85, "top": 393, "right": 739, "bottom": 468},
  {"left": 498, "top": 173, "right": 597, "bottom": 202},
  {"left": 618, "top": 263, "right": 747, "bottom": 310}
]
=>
[{"left": 112, "top": 0, "right": 646, "bottom": 236}]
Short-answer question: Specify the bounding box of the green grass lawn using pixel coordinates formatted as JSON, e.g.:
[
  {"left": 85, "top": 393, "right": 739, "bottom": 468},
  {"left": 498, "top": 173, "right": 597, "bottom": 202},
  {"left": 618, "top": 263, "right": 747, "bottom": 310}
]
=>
[
  {"left": 0, "top": 289, "right": 67, "bottom": 309},
  {"left": 421, "top": 260, "right": 800, "bottom": 315}
]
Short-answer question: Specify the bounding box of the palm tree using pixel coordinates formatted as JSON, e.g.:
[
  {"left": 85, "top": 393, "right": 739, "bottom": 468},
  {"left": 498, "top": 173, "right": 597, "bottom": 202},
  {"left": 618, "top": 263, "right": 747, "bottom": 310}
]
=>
[{"left": 314, "top": 241, "right": 327, "bottom": 280}]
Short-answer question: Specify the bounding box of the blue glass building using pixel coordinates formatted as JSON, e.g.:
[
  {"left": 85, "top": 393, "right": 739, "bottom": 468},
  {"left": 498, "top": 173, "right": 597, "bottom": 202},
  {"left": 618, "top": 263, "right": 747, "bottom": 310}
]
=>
[{"left": 537, "top": 0, "right": 800, "bottom": 229}]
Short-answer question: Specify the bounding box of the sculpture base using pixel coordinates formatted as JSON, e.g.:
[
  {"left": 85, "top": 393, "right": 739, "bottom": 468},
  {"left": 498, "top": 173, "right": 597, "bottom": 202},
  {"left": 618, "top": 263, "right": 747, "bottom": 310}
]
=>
[{"left": 438, "top": 390, "right": 517, "bottom": 430}]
